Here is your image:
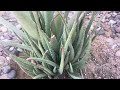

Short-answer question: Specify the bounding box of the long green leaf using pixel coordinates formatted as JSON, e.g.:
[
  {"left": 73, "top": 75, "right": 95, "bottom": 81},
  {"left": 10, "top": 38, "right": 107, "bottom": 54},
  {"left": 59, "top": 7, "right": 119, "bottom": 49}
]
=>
[
  {"left": 13, "top": 11, "right": 39, "bottom": 40},
  {"left": 28, "top": 57, "right": 59, "bottom": 68},
  {"left": 0, "top": 40, "right": 32, "bottom": 51}
]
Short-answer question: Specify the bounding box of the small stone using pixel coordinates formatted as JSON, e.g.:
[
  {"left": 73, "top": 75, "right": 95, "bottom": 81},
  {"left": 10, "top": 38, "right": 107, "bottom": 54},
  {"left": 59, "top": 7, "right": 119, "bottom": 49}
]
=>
[
  {"left": 111, "top": 44, "right": 117, "bottom": 49},
  {"left": 115, "top": 15, "right": 120, "bottom": 20},
  {"left": 16, "top": 24, "right": 22, "bottom": 30},
  {"left": 0, "top": 52, "right": 2, "bottom": 56},
  {"left": 116, "top": 33, "right": 120, "bottom": 38},
  {"left": 0, "top": 48, "right": 3, "bottom": 52},
  {"left": 13, "top": 50, "right": 20, "bottom": 56},
  {"left": 0, "top": 36, "right": 5, "bottom": 40},
  {"left": 106, "top": 38, "right": 114, "bottom": 45},
  {"left": 96, "top": 27, "right": 102, "bottom": 31},
  {"left": 115, "top": 27, "right": 120, "bottom": 33},
  {"left": 0, "top": 27, "right": 8, "bottom": 32},
  {"left": 0, "top": 56, "right": 6, "bottom": 65},
  {"left": 2, "top": 39, "right": 9, "bottom": 42},
  {"left": 97, "top": 28, "right": 105, "bottom": 35},
  {"left": 105, "top": 19, "right": 109, "bottom": 22},
  {"left": 115, "top": 50, "right": 120, "bottom": 57},
  {"left": 17, "top": 48, "right": 23, "bottom": 52},
  {"left": 4, "top": 46, "right": 10, "bottom": 50},
  {"left": 102, "top": 17, "right": 106, "bottom": 23},
  {"left": 6, "top": 57, "right": 11, "bottom": 61},
  {"left": 3, "top": 33, "right": 13, "bottom": 40},
  {"left": 106, "top": 14, "right": 111, "bottom": 19},
  {"left": 2, "top": 66, "right": 11, "bottom": 74},
  {"left": 110, "top": 33, "right": 116, "bottom": 39},
  {"left": 9, "top": 47, "right": 14, "bottom": 51},
  {"left": 0, "top": 74, "right": 9, "bottom": 79},
  {"left": 116, "top": 20, "right": 120, "bottom": 26},
  {"left": 7, "top": 70, "right": 16, "bottom": 79},
  {"left": 112, "top": 12, "right": 117, "bottom": 17},
  {"left": 108, "top": 20, "right": 116, "bottom": 25},
  {"left": 111, "top": 27, "right": 117, "bottom": 34}
]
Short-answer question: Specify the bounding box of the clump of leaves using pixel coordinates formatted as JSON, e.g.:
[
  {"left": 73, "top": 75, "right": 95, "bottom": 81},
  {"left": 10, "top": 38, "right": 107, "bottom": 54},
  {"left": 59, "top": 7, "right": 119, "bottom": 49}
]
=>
[{"left": 0, "top": 11, "right": 102, "bottom": 79}]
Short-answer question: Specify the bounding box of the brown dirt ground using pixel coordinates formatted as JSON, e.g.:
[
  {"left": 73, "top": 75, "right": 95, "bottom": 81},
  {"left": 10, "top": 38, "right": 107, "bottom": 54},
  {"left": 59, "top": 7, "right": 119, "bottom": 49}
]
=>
[{"left": 10, "top": 60, "right": 32, "bottom": 79}]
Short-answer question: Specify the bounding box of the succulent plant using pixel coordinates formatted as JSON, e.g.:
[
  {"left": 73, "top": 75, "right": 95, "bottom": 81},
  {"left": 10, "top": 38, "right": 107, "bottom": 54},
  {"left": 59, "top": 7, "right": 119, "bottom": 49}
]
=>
[{"left": 0, "top": 11, "right": 102, "bottom": 79}]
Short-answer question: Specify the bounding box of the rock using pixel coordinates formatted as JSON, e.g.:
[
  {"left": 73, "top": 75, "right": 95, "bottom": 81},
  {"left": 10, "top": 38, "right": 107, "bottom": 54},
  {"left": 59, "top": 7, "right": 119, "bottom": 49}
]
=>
[
  {"left": 106, "top": 14, "right": 111, "bottom": 19},
  {"left": 13, "top": 50, "right": 20, "bottom": 56},
  {"left": 0, "top": 52, "right": 2, "bottom": 56},
  {"left": 111, "top": 44, "right": 117, "bottom": 49},
  {"left": 106, "top": 38, "right": 114, "bottom": 45},
  {"left": 112, "top": 12, "right": 117, "bottom": 17},
  {"left": 1, "top": 66, "right": 11, "bottom": 74},
  {"left": 0, "top": 27, "right": 8, "bottom": 32},
  {"left": 3, "top": 33, "right": 13, "bottom": 40},
  {"left": 108, "top": 20, "right": 116, "bottom": 25},
  {"left": 115, "top": 15, "right": 120, "bottom": 20},
  {"left": 4, "top": 46, "right": 10, "bottom": 50},
  {"left": 111, "top": 27, "right": 117, "bottom": 34},
  {"left": 16, "top": 24, "right": 22, "bottom": 30},
  {"left": 105, "top": 19, "right": 109, "bottom": 22},
  {"left": 0, "top": 74, "right": 9, "bottom": 79},
  {"left": 17, "top": 48, "right": 23, "bottom": 52},
  {"left": 7, "top": 70, "right": 16, "bottom": 79},
  {"left": 97, "top": 28, "right": 105, "bottom": 35},
  {"left": 4, "top": 35, "right": 12, "bottom": 40},
  {"left": 6, "top": 57, "right": 11, "bottom": 61},
  {"left": 102, "top": 17, "right": 106, "bottom": 23},
  {"left": 116, "top": 20, "right": 120, "bottom": 26},
  {"left": 96, "top": 27, "right": 102, "bottom": 31},
  {"left": 116, "top": 33, "right": 120, "bottom": 38},
  {"left": 2, "top": 39, "right": 9, "bottom": 42},
  {"left": 0, "top": 36, "right": 5, "bottom": 40},
  {"left": 0, "top": 48, "right": 3, "bottom": 52},
  {"left": 115, "top": 50, "right": 120, "bottom": 57},
  {"left": 9, "top": 47, "right": 14, "bottom": 51},
  {"left": 115, "top": 27, "right": 120, "bottom": 33},
  {"left": 110, "top": 33, "right": 116, "bottom": 38},
  {"left": 0, "top": 56, "right": 6, "bottom": 65}
]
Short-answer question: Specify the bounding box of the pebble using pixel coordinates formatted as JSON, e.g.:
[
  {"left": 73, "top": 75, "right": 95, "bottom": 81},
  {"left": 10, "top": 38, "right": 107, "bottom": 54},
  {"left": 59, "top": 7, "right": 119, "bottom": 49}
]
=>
[
  {"left": 17, "top": 48, "right": 23, "bottom": 52},
  {"left": 108, "top": 20, "right": 116, "bottom": 25},
  {"left": 0, "top": 27, "right": 8, "bottom": 32},
  {"left": 115, "top": 15, "right": 120, "bottom": 20},
  {"left": 97, "top": 28, "right": 105, "bottom": 35},
  {"left": 106, "top": 14, "right": 111, "bottom": 19},
  {"left": 110, "top": 33, "right": 116, "bottom": 39},
  {"left": 0, "top": 56, "right": 6, "bottom": 65},
  {"left": 115, "top": 27, "right": 120, "bottom": 33},
  {"left": 106, "top": 38, "right": 114, "bottom": 45},
  {"left": 0, "top": 74, "right": 9, "bottom": 79},
  {"left": 3, "top": 33, "right": 13, "bottom": 40},
  {"left": 112, "top": 12, "right": 117, "bottom": 17},
  {"left": 116, "top": 33, "right": 120, "bottom": 38},
  {"left": 6, "top": 57, "right": 11, "bottom": 61},
  {"left": 102, "top": 17, "right": 106, "bottom": 23},
  {"left": 111, "top": 44, "right": 117, "bottom": 49},
  {"left": 115, "top": 50, "right": 120, "bottom": 57},
  {"left": 0, "top": 48, "right": 3, "bottom": 52},
  {"left": 111, "top": 27, "right": 117, "bottom": 34},
  {"left": 16, "top": 24, "right": 22, "bottom": 30},
  {"left": 0, "top": 52, "right": 2, "bottom": 56},
  {"left": 1, "top": 66, "right": 11, "bottom": 74},
  {"left": 7, "top": 70, "right": 16, "bottom": 79},
  {"left": 0, "top": 36, "right": 5, "bottom": 40},
  {"left": 9, "top": 47, "right": 14, "bottom": 51},
  {"left": 116, "top": 20, "right": 120, "bottom": 26},
  {"left": 96, "top": 27, "right": 102, "bottom": 31}
]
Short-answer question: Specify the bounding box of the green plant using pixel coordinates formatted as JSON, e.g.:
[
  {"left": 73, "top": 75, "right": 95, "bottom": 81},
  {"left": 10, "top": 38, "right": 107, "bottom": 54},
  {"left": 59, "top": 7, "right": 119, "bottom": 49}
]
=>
[{"left": 0, "top": 11, "right": 102, "bottom": 79}]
